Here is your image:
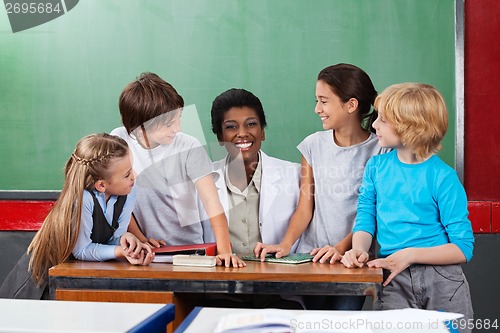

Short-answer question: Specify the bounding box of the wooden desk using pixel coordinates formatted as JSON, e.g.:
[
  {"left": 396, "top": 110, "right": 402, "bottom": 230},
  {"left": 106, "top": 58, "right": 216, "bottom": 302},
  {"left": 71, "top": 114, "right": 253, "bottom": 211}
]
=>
[
  {"left": 0, "top": 298, "right": 174, "bottom": 333},
  {"left": 49, "top": 260, "right": 382, "bottom": 331}
]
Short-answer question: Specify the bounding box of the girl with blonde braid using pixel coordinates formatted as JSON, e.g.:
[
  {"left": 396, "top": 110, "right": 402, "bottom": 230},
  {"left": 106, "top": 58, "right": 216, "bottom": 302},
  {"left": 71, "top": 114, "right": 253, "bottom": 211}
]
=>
[{"left": 0, "top": 133, "right": 153, "bottom": 299}]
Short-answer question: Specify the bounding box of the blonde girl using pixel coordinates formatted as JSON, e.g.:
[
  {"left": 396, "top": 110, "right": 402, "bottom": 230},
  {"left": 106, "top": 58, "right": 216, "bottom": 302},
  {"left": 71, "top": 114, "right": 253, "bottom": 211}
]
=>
[{"left": 0, "top": 133, "right": 153, "bottom": 299}]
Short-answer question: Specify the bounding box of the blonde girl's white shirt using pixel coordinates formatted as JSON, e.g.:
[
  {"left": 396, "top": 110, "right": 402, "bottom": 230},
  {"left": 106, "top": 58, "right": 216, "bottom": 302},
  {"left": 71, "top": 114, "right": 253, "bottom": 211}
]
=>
[
  {"left": 72, "top": 186, "right": 136, "bottom": 261},
  {"left": 296, "top": 131, "right": 388, "bottom": 253},
  {"left": 111, "top": 127, "right": 212, "bottom": 244}
]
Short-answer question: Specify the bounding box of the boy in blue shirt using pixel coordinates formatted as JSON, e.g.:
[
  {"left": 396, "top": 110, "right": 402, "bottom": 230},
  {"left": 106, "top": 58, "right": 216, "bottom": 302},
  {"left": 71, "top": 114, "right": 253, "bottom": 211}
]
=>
[{"left": 342, "top": 83, "right": 474, "bottom": 332}]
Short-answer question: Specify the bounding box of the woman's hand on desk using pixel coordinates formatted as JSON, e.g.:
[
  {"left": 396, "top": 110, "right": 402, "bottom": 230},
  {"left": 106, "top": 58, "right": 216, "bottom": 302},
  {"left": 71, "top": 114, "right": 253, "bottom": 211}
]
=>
[
  {"left": 253, "top": 242, "right": 291, "bottom": 261},
  {"left": 310, "top": 246, "right": 343, "bottom": 264},
  {"left": 216, "top": 253, "right": 246, "bottom": 268}
]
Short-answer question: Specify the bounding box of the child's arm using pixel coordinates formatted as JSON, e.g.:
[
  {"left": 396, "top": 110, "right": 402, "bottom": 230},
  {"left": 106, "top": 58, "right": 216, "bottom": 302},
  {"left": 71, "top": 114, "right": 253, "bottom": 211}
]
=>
[
  {"left": 195, "top": 174, "right": 245, "bottom": 268},
  {"left": 435, "top": 171, "right": 474, "bottom": 262},
  {"left": 367, "top": 244, "right": 466, "bottom": 286},
  {"left": 73, "top": 192, "right": 118, "bottom": 261},
  {"left": 114, "top": 232, "right": 154, "bottom": 266},
  {"left": 341, "top": 158, "right": 377, "bottom": 268},
  {"left": 254, "top": 156, "right": 314, "bottom": 260},
  {"left": 341, "top": 231, "right": 373, "bottom": 268},
  {"left": 73, "top": 190, "right": 150, "bottom": 262},
  {"left": 310, "top": 232, "right": 353, "bottom": 263},
  {"left": 368, "top": 171, "right": 473, "bottom": 286},
  {"left": 334, "top": 232, "right": 353, "bottom": 254},
  {"left": 127, "top": 215, "right": 147, "bottom": 242}
]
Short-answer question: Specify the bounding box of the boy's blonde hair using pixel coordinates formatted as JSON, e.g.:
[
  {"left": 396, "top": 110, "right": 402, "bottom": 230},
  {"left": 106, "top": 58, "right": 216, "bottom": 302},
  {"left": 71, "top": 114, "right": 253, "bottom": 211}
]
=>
[
  {"left": 374, "top": 83, "right": 448, "bottom": 161},
  {"left": 28, "top": 133, "right": 129, "bottom": 285}
]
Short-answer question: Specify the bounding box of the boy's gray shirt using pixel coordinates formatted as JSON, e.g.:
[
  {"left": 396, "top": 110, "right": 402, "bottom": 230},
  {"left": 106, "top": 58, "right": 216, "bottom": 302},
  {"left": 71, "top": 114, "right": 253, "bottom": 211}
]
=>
[{"left": 111, "top": 127, "right": 212, "bottom": 245}]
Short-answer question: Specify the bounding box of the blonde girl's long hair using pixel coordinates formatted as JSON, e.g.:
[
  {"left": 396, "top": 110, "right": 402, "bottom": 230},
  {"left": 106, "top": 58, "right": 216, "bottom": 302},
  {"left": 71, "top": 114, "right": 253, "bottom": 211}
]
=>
[{"left": 28, "top": 133, "right": 129, "bottom": 286}]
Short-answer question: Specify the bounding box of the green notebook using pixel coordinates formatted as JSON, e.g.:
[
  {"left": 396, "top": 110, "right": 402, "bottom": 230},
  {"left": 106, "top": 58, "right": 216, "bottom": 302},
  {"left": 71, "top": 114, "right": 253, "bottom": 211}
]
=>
[{"left": 241, "top": 253, "right": 314, "bottom": 264}]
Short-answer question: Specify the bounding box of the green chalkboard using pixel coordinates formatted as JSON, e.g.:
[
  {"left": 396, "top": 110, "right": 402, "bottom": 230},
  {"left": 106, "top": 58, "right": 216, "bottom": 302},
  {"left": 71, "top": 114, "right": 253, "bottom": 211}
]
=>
[{"left": 0, "top": 0, "right": 456, "bottom": 191}]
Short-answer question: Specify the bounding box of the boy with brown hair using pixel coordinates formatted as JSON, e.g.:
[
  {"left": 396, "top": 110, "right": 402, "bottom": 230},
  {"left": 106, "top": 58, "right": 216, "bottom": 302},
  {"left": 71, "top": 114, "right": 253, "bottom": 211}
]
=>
[{"left": 112, "top": 72, "right": 244, "bottom": 267}]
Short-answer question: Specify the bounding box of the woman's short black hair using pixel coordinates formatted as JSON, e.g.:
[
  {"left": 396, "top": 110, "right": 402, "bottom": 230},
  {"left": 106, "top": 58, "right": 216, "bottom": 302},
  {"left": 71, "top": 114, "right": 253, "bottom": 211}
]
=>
[{"left": 211, "top": 88, "right": 267, "bottom": 136}]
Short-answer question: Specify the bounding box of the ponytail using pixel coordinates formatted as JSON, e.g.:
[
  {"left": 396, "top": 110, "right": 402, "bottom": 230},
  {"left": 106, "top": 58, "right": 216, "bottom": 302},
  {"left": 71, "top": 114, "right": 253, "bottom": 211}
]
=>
[{"left": 362, "top": 108, "right": 378, "bottom": 133}]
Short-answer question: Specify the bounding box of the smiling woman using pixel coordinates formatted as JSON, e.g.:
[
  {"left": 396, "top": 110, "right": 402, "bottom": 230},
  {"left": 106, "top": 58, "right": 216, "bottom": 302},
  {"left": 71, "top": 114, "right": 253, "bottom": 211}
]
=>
[
  {"left": 201, "top": 88, "right": 303, "bottom": 309},
  {"left": 202, "top": 88, "right": 301, "bottom": 255},
  {"left": 219, "top": 106, "right": 266, "bottom": 188}
]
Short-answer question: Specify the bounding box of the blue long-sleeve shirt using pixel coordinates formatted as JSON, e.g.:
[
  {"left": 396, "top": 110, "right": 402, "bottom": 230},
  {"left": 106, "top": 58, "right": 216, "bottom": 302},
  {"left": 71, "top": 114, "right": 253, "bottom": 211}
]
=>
[
  {"left": 353, "top": 150, "right": 474, "bottom": 262},
  {"left": 72, "top": 186, "right": 136, "bottom": 261}
]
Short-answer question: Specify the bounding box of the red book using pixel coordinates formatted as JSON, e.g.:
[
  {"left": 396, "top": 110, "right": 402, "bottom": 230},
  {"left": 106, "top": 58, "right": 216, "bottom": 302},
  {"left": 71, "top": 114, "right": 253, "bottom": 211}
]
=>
[{"left": 152, "top": 242, "right": 217, "bottom": 256}]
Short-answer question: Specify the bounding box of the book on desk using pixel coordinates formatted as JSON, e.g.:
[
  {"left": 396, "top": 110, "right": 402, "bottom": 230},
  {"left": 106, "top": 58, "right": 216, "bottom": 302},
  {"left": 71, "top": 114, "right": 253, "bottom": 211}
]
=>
[
  {"left": 152, "top": 242, "right": 216, "bottom": 263},
  {"left": 241, "top": 253, "right": 314, "bottom": 264}
]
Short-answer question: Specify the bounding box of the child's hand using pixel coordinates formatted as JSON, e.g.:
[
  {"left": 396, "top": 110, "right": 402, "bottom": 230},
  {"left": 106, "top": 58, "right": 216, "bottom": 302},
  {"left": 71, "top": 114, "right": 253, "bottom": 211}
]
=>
[
  {"left": 124, "top": 244, "right": 154, "bottom": 266},
  {"left": 120, "top": 232, "right": 143, "bottom": 259},
  {"left": 117, "top": 234, "right": 155, "bottom": 265},
  {"left": 146, "top": 238, "right": 167, "bottom": 249},
  {"left": 253, "top": 242, "right": 291, "bottom": 261},
  {"left": 341, "top": 249, "right": 369, "bottom": 268},
  {"left": 215, "top": 253, "right": 246, "bottom": 268},
  {"left": 367, "top": 248, "right": 412, "bottom": 286},
  {"left": 310, "top": 245, "right": 342, "bottom": 264}
]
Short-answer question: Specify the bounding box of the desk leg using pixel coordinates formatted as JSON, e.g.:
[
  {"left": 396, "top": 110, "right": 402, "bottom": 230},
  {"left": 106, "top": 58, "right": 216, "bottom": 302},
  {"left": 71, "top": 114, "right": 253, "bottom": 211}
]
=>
[{"left": 171, "top": 293, "right": 204, "bottom": 329}]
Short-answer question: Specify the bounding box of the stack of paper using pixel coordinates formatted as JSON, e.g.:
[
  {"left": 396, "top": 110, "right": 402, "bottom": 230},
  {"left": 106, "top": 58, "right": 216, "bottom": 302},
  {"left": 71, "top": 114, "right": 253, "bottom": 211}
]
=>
[
  {"left": 214, "top": 309, "right": 292, "bottom": 333},
  {"left": 213, "top": 308, "right": 464, "bottom": 333}
]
